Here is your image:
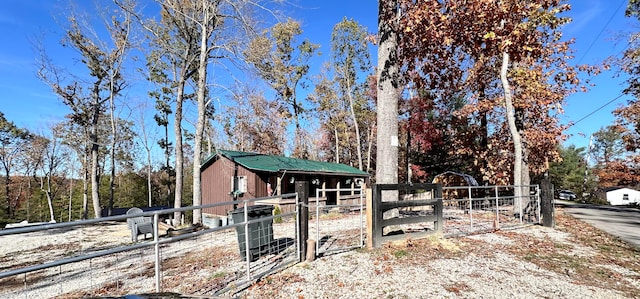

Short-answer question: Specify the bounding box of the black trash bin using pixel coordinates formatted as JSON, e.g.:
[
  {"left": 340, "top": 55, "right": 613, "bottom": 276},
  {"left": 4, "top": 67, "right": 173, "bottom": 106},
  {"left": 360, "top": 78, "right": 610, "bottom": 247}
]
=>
[{"left": 229, "top": 205, "right": 274, "bottom": 261}]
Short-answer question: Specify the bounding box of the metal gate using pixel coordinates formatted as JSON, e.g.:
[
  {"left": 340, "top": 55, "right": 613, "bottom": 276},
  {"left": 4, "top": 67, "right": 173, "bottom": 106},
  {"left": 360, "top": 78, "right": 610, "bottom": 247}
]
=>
[
  {"left": 441, "top": 184, "right": 541, "bottom": 236},
  {"left": 312, "top": 187, "right": 366, "bottom": 256}
]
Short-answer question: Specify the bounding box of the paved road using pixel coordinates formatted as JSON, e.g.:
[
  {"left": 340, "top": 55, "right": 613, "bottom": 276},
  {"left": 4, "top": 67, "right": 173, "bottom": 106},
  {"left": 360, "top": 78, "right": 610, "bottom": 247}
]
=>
[{"left": 558, "top": 201, "right": 640, "bottom": 249}]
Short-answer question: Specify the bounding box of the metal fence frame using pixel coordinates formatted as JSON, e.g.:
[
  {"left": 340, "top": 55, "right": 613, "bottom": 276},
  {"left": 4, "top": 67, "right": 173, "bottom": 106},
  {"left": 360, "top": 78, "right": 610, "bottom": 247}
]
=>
[
  {"left": 1, "top": 183, "right": 546, "bottom": 297},
  {"left": 441, "top": 184, "right": 541, "bottom": 236},
  {"left": 367, "top": 183, "right": 542, "bottom": 247},
  {"left": 0, "top": 193, "right": 299, "bottom": 298},
  {"left": 313, "top": 187, "right": 366, "bottom": 257}
]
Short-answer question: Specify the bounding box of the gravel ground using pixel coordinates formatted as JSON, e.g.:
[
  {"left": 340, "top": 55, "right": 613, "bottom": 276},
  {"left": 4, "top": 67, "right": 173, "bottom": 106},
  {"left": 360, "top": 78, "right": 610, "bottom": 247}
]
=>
[
  {"left": 238, "top": 211, "right": 640, "bottom": 299},
  {"left": 1, "top": 209, "right": 639, "bottom": 299},
  {"left": 241, "top": 230, "right": 625, "bottom": 299},
  {"left": 0, "top": 222, "right": 243, "bottom": 299}
]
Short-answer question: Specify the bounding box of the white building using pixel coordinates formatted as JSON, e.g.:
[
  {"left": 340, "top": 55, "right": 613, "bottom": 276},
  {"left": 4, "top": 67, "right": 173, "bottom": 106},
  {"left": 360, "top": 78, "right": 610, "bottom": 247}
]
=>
[{"left": 605, "top": 187, "right": 640, "bottom": 206}]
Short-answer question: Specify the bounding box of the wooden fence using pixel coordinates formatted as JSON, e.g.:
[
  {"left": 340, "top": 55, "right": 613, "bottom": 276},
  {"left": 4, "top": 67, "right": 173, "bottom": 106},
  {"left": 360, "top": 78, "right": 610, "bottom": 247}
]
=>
[{"left": 369, "top": 183, "right": 443, "bottom": 248}]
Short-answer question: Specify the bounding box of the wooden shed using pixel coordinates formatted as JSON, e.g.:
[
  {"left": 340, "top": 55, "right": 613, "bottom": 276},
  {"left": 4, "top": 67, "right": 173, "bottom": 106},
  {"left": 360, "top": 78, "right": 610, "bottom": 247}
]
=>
[{"left": 200, "top": 150, "right": 369, "bottom": 218}]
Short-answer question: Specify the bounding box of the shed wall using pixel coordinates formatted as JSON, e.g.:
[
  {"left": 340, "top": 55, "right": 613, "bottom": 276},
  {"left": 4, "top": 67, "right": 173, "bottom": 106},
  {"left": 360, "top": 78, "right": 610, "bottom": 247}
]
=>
[{"left": 201, "top": 157, "right": 268, "bottom": 216}]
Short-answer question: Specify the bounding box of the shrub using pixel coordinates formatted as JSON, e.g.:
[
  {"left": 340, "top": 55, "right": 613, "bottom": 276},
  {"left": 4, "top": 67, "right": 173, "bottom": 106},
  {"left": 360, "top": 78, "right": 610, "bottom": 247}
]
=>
[{"left": 273, "top": 205, "right": 283, "bottom": 224}]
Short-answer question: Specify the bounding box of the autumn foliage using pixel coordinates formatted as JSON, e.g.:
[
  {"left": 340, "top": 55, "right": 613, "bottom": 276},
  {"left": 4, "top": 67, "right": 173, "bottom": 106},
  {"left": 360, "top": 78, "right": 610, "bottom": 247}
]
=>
[{"left": 396, "top": 0, "right": 584, "bottom": 185}]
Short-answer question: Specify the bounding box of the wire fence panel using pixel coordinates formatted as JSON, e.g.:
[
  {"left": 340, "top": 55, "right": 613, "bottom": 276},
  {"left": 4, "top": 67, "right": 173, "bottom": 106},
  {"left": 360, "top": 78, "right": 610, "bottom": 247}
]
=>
[
  {"left": 0, "top": 186, "right": 542, "bottom": 298},
  {"left": 441, "top": 185, "right": 540, "bottom": 237},
  {"left": 313, "top": 187, "right": 366, "bottom": 257},
  {"left": 0, "top": 194, "right": 300, "bottom": 299}
]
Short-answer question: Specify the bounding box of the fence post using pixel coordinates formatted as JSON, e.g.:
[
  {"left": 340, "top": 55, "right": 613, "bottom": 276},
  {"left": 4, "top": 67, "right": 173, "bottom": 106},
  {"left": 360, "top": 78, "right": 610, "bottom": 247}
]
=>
[
  {"left": 366, "top": 187, "right": 374, "bottom": 248},
  {"left": 435, "top": 184, "right": 443, "bottom": 234},
  {"left": 494, "top": 186, "right": 499, "bottom": 229},
  {"left": 296, "top": 181, "right": 309, "bottom": 262},
  {"left": 371, "top": 185, "right": 382, "bottom": 248},
  {"left": 468, "top": 186, "right": 473, "bottom": 227},
  {"left": 540, "top": 179, "right": 554, "bottom": 227},
  {"left": 153, "top": 213, "right": 160, "bottom": 292},
  {"left": 359, "top": 187, "right": 365, "bottom": 248},
  {"left": 244, "top": 205, "right": 251, "bottom": 276}
]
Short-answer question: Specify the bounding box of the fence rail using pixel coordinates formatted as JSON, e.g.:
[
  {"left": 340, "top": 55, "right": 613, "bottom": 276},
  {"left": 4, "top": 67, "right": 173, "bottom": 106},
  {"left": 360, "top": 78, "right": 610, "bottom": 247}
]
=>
[
  {"left": 0, "top": 182, "right": 548, "bottom": 298},
  {"left": 368, "top": 183, "right": 542, "bottom": 247},
  {"left": 0, "top": 193, "right": 299, "bottom": 298}
]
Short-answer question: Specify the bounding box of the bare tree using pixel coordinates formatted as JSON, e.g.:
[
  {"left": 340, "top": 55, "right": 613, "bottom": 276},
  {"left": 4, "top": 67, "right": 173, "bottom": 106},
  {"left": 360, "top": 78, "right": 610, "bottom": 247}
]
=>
[
  {"left": 134, "top": 101, "right": 158, "bottom": 207},
  {"left": 56, "top": 120, "right": 91, "bottom": 219},
  {"left": 37, "top": 3, "right": 132, "bottom": 218},
  {"left": 331, "top": 18, "right": 372, "bottom": 171},
  {"left": 36, "top": 125, "right": 69, "bottom": 223},
  {"left": 141, "top": 0, "right": 206, "bottom": 225},
  {"left": 19, "top": 132, "right": 45, "bottom": 222},
  {"left": 135, "top": 0, "right": 276, "bottom": 225},
  {"left": 104, "top": 4, "right": 134, "bottom": 216},
  {"left": 223, "top": 83, "right": 287, "bottom": 155}
]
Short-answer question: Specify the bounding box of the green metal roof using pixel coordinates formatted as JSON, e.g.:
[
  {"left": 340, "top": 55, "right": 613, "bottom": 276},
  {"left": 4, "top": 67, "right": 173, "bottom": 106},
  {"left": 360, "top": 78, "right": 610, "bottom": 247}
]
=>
[{"left": 203, "top": 149, "right": 369, "bottom": 177}]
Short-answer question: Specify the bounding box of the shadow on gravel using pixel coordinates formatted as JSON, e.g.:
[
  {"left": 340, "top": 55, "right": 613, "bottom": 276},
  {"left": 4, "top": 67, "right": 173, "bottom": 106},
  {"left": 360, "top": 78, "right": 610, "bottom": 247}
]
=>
[{"left": 268, "top": 237, "right": 295, "bottom": 255}]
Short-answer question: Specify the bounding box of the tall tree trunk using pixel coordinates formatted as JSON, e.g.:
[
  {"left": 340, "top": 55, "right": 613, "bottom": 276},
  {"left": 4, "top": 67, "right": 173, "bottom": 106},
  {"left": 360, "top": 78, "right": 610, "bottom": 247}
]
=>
[
  {"left": 4, "top": 168, "right": 11, "bottom": 218},
  {"left": 376, "top": 0, "right": 399, "bottom": 187},
  {"left": 367, "top": 124, "right": 374, "bottom": 173},
  {"left": 89, "top": 80, "right": 103, "bottom": 219},
  {"left": 68, "top": 163, "right": 74, "bottom": 221},
  {"left": 346, "top": 80, "right": 363, "bottom": 170},
  {"left": 173, "top": 78, "right": 186, "bottom": 226},
  {"left": 82, "top": 143, "right": 89, "bottom": 220},
  {"left": 140, "top": 111, "right": 153, "bottom": 208},
  {"left": 479, "top": 82, "right": 489, "bottom": 186},
  {"left": 406, "top": 126, "right": 411, "bottom": 183},
  {"left": 193, "top": 5, "right": 210, "bottom": 225},
  {"left": 45, "top": 176, "right": 55, "bottom": 223},
  {"left": 292, "top": 81, "right": 309, "bottom": 159},
  {"left": 500, "top": 51, "right": 524, "bottom": 216},
  {"left": 147, "top": 147, "right": 152, "bottom": 207},
  {"left": 522, "top": 155, "right": 531, "bottom": 190},
  {"left": 344, "top": 127, "right": 352, "bottom": 165},
  {"left": 163, "top": 118, "right": 171, "bottom": 207},
  {"left": 205, "top": 123, "right": 213, "bottom": 156},
  {"left": 90, "top": 104, "right": 101, "bottom": 219},
  {"left": 108, "top": 94, "right": 117, "bottom": 216},
  {"left": 334, "top": 127, "right": 339, "bottom": 163},
  {"left": 91, "top": 136, "right": 100, "bottom": 218}
]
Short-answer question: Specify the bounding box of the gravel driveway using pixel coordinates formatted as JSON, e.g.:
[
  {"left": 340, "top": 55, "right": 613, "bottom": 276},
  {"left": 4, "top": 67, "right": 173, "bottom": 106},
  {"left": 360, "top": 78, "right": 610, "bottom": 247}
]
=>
[{"left": 561, "top": 202, "right": 640, "bottom": 248}]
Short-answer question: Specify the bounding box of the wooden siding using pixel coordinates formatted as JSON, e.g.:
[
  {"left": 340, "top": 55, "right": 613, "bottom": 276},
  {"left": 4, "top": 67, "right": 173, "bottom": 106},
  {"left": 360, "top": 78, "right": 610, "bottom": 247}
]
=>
[{"left": 201, "top": 156, "right": 269, "bottom": 216}]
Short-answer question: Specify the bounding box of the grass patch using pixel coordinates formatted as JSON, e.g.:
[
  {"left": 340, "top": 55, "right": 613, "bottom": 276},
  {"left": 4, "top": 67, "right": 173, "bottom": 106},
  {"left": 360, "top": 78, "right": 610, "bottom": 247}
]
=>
[
  {"left": 319, "top": 212, "right": 344, "bottom": 220},
  {"left": 273, "top": 206, "right": 283, "bottom": 224},
  {"left": 393, "top": 249, "right": 409, "bottom": 259},
  {"left": 210, "top": 271, "right": 227, "bottom": 279}
]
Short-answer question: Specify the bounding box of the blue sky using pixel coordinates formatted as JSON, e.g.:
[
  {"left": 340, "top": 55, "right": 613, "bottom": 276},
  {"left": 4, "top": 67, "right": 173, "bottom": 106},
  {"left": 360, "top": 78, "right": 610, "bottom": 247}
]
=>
[
  {"left": 561, "top": 0, "right": 635, "bottom": 151},
  {"left": 0, "top": 0, "right": 636, "bottom": 153}
]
